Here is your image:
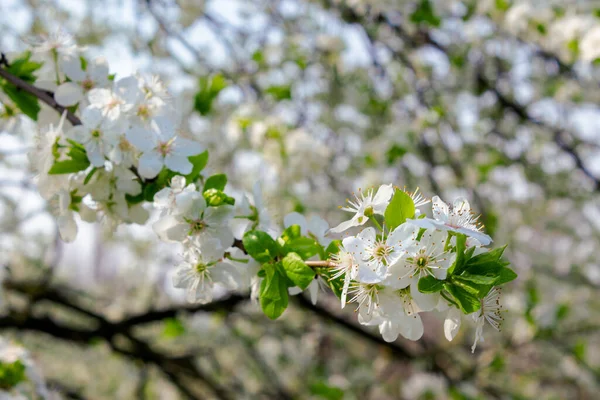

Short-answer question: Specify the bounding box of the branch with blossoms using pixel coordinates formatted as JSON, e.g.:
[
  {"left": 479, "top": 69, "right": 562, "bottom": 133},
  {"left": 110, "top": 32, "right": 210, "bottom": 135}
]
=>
[{"left": 0, "top": 34, "right": 516, "bottom": 387}]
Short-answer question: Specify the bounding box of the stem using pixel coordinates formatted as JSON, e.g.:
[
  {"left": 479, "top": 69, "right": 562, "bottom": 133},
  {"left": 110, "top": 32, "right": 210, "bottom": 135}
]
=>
[
  {"left": 305, "top": 260, "right": 335, "bottom": 268},
  {"left": 369, "top": 215, "right": 383, "bottom": 232},
  {"left": 0, "top": 60, "right": 81, "bottom": 125},
  {"left": 443, "top": 231, "right": 453, "bottom": 252},
  {"left": 51, "top": 49, "right": 61, "bottom": 85}
]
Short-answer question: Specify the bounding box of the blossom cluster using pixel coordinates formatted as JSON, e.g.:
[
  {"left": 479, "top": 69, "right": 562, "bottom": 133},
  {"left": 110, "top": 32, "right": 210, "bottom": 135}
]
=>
[
  {"left": 25, "top": 38, "right": 204, "bottom": 240},
  {"left": 327, "top": 185, "right": 508, "bottom": 351},
  {"left": 1, "top": 33, "right": 516, "bottom": 352}
]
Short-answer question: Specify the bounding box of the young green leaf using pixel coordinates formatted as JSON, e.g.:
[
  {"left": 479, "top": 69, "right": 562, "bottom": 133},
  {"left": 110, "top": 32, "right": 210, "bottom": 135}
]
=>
[
  {"left": 444, "top": 283, "right": 481, "bottom": 314},
  {"left": 48, "top": 159, "right": 90, "bottom": 175},
  {"left": 417, "top": 276, "right": 445, "bottom": 293},
  {"left": 203, "top": 174, "right": 227, "bottom": 192},
  {"left": 184, "top": 151, "right": 209, "bottom": 183},
  {"left": 282, "top": 252, "right": 315, "bottom": 290},
  {"left": 243, "top": 230, "right": 281, "bottom": 263},
  {"left": 494, "top": 267, "right": 517, "bottom": 285},
  {"left": 259, "top": 263, "right": 289, "bottom": 319},
  {"left": 384, "top": 189, "right": 415, "bottom": 230},
  {"left": 283, "top": 237, "right": 321, "bottom": 260},
  {"left": 278, "top": 224, "right": 302, "bottom": 246}
]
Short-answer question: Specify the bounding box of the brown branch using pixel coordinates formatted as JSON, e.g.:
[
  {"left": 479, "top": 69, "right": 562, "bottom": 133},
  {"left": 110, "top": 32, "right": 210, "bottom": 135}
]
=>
[{"left": 0, "top": 60, "right": 81, "bottom": 126}]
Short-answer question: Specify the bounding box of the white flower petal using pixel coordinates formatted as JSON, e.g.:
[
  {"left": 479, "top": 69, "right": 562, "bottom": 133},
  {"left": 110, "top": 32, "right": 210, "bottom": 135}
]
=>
[
  {"left": 444, "top": 308, "right": 462, "bottom": 341},
  {"left": 165, "top": 154, "right": 192, "bottom": 175},
  {"left": 126, "top": 126, "right": 156, "bottom": 152},
  {"left": 55, "top": 82, "right": 83, "bottom": 106},
  {"left": 173, "top": 137, "right": 204, "bottom": 157},
  {"left": 138, "top": 151, "right": 164, "bottom": 179},
  {"left": 152, "top": 215, "right": 188, "bottom": 242},
  {"left": 57, "top": 214, "right": 77, "bottom": 242},
  {"left": 81, "top": 107, "right": 103, "bottom": 128},
  {"left": 372, "top": 184, "right": 394, "bottom": 214},
  {"left": 284, "top": 212, "right": 307, "bottom": 232},
  {"left": 151, "top": 116, "right": 176, "bottom": 140}
]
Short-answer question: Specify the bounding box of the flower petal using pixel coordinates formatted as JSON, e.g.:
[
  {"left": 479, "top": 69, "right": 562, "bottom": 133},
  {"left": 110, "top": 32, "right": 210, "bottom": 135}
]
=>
[
  {"left": 165, "top": 154, "right": 192, "bottom": 175},
  {"left": 444, "top": 308, "right": 462, "bottom": 341},
  {"left": 55, "top": 82, "right": 83, "bottom": 106},
  {"left": 138, "top": 151, "right": 164, "bottom": 179},
  {"left": 126, "top": 126, "right": 156, "bottom": 152}
]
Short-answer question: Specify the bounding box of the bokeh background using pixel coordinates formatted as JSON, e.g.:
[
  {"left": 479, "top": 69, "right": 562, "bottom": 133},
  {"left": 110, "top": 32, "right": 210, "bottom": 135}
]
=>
[{"left": 1, "top": 0, "right": 600, "bottom": 398}]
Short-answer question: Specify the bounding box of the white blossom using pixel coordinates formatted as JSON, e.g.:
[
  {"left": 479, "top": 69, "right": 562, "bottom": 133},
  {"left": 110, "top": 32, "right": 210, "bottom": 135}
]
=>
[
  {"left": 126, "top": 116, "right": 203, "bottom": 179},
  {"left": 55, "top": 57, "right": 109, "bottom": 106},
  {"left": 153, "top": 193, "right": 234, "bottom": 248},
  {"left": 344, "top": 224, "right": 416, "bottom": 283},
  {"left": 328, "top": 184, "right": 394, "bottom": 233},
  {"left": 471, "top": 287, "right": 503, "bottom": 353},
  {"left": 68, "top": 107, "right": 121, "bottom": 167},
  {"left": 88, "top": 76, "right": 140, "bottom": 121},
  {"left": 172, "top": 241, "right": 244, "bottom": 303},
  {"left": 408, "top": 196, "right": 492, "bottom": 245},
  {"left": 385, "top": 229, "right": 453, "bottom": 289}
]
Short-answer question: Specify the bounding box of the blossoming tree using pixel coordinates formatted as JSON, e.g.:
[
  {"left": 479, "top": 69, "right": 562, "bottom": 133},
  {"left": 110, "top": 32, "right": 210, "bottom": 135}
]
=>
[{"left": 0, "top": 0, "right": 599, "bottom": 399}]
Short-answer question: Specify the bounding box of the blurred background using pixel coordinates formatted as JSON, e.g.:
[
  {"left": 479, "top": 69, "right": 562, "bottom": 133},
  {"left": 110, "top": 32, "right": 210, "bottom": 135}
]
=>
[{"left": 1, "top": 0, "right": 600, "bottom": 398}]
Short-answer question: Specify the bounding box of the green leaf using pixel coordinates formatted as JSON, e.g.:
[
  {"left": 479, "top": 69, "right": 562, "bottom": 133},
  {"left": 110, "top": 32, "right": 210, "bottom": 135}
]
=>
[
  {"left": 265, "top": 85, "right": 292, "bottom": 100},
  {"left": 494, "top": 267, "right": 517, "bottom": 285},
  {"left": 259, "top": 263, "right": 289, "bottom": 319},
  {"left": 6, "top": 51, "right": 42, "bottom": 82},
  {"left": 142, "top": 181, "right": 162, "bottom": 202},
  {"left": 463, "top": 245, "right": 506, "bottom": 273},
  {"left": 386, "top": 144, "right": 407, "bottom": 164},
  {"left": 282, "top": 252, "right": 315, "bottom": 290},
  {"left": 495, "top": 0, "right": 511, "bottom": 11},
  {"left": 184, "top": 151, "right": 209, "bottom": 183},
  {"left": 203, "top": 188, "right": 235, "bottom": 207},
  {"left": 455, "top": 273, "right": 498, "bottom": 285},
  {"left": 309, "top": 382, "right": 344, "bottom": 400},
  {"left": 0, "top": 51, "right": 43, "bottom": 120},
  {"left": 325, "top": 240, "right": 341, "bottom": 257},
  {"left": 283, "top": 237, "right": 321, "bottom": 260},
  {"left": 162, "top": 318, "right": 186, "bottom": 338},
  {"left": 0, "top": 359, "right": 27, "bottom": 390},
  {"left": 243, "top": 230, "right": 280, "bottom": 263},
  {"left": 417, "top": 276, "right": 445, "bottom": 293},
  {"left": 384, "top": 188, "right": 415, "bottom": 230},
  {"left": 194, "top": 74, "right": 227, "bottom": 115},
  {"left": 48, "top": 159, "right": 90, "bottom": 174},
  {"left": 203, "top": 174, "right": 227, "bottom": 192},
  {"left": 410, "top": 0, "right": 441, "bottom": 27},
  {"left": 448, "top": 233, "right": 468, "bottom": 275},
  {"left": 83, "top": 167, "right": 98, "bottom": 185},
  {"left": 444, "top": 283, "right": 481, "bottom": 314},
  {"left": 278, "top": 224, "right": 302, "bottom": 246},
  {"left": 2, "top": 84, "right": 41, "bottom": 120}
]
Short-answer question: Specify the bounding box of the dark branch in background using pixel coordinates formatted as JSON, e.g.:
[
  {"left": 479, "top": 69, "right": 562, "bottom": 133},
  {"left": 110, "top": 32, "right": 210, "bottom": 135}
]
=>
[{"left": 3, "top": 278, "right": 242, "bottom": 400}]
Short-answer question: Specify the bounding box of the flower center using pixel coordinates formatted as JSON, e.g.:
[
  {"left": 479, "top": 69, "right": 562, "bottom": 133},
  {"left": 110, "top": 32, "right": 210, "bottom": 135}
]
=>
[
  {"left": 91, "top": 129, "right": 102, "bottom": 139},
  {"left": 107, "top": 97, "right": 122, "bottom": 110},
  {"left": 370, "top": 240, "right": 392, "bottom": 265},
  {"left": 137, "top": 104, "right": 150, "bottom": 118},
  {"left": 119, "top": 136, "right": 132, "bottom": 151},
  {"left": 189, "top": 219, "right": 206, "bottom": 234},
  {"left": 364, "top": 205, "right": 374, "bottom": 217},
  {"left": 157, "top": 140, "right": 173, "bottom": 156},
  {"left": 196, "top": 263, "right": 208, "bottom": 274},
  {"left": 82, "top": 79, "right": 94, "bottom": 91}
]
